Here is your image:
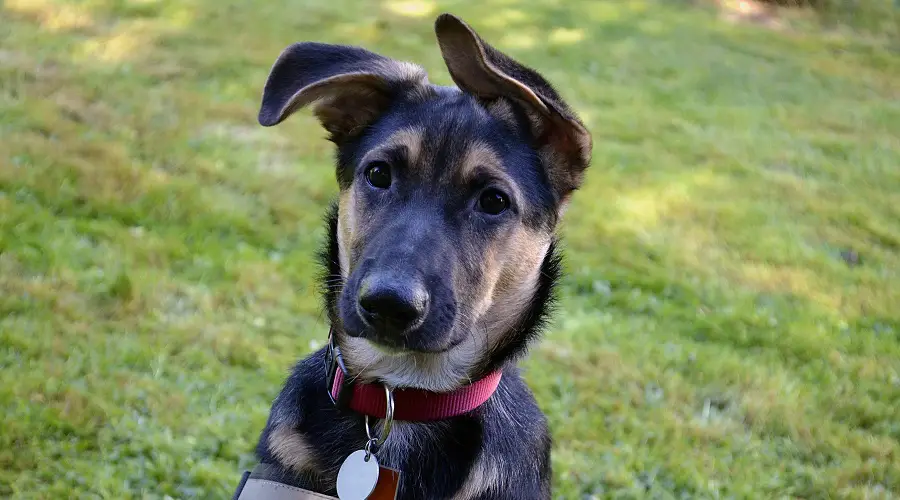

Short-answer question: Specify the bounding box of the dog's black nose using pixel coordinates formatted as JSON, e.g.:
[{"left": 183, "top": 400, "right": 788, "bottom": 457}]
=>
[{"left": 357, "top": 274, "right": 429, "bottom": 332}]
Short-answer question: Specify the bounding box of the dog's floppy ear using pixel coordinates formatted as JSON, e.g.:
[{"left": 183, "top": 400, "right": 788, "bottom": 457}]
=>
[
  {"left": 258, "top": 42, "right": 429, "bottom": 141},
  {"left": 434, "top": 14, "right": 592, "bottom": 200}
]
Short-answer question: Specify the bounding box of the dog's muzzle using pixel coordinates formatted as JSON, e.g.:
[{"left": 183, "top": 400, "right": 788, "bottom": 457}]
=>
[{"left": 356, "top": 271, "right": 429, "bottom": 335}]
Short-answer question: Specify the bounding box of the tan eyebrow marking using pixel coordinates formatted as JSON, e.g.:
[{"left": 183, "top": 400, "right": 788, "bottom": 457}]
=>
[
  {"left": 457, "top": 140, "right": 503, "bottom": 180},
  {"left": 357, "top": 125, "right": 427, "bottom": 177}
]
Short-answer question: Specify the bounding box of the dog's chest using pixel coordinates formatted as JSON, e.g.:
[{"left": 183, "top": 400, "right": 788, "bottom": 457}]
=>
[
  {"left": 370, "top": 421, "right": 438, "bottom": 469},
  {"left": 335, "top": 420, "right": 486, "bottom": 500}
]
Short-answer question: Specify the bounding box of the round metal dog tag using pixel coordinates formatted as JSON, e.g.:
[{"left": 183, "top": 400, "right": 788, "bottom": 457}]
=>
[{"left": 336, "top": 450, "right": 379, "bottom": 500}]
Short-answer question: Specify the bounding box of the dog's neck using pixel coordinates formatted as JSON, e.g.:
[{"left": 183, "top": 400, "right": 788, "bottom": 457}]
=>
[{"left": 318, "top": 202, "right": 560, "bottom": 393}]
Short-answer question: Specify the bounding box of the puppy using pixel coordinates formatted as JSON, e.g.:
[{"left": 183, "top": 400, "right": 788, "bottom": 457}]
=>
[{"left": 235, "top": 13, "right": 592, "bottom": 500}]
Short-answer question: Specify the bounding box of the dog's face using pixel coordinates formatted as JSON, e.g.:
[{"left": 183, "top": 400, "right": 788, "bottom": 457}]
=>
[
  {"left": 258, "top": 14, "right": 592, "bottom": 390},
  {"left": 332, "top": 89, "right": 558, "bottom": 354}
]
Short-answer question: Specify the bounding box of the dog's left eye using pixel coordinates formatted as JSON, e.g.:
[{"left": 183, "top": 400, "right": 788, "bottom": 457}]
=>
[
  {"left": 476, "top": 189, "right": 510, "bottom": 215},
  {"left": 364, "top": 161, "right": 392, "bottom": 189}
]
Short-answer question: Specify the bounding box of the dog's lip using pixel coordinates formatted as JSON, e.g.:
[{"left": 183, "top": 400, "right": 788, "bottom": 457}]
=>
[{"left": 361, "top": 334, "right": 458, "bottom": 355}]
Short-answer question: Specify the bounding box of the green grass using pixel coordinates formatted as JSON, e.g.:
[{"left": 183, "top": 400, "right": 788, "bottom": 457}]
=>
[{"left": 1, "top": 0, "right": 898, "bottom": 498}]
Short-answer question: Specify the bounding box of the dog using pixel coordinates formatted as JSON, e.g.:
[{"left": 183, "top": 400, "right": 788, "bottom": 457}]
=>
[{"left": 233, "top": 13, "right": 592, "bottom": 500}]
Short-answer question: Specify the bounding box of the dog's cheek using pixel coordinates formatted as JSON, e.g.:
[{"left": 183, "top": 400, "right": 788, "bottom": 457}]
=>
[
  {"left": 466, "top": 222, "right": 535, "bottom": 318},
  {"left": 337, "top": 190, "right": 359, "bottom": 278},
  {"left": 478, "top": 227, "right": 550, "bottom": 345},
  {"left": 467, "top": 238, "right": 504, "bottom": 320},
  {"left": 496, "top": 227, "right": 550, "bottom": 294},
  {"left": 446, "top": 230, "right": 489, "bottom": 322}
]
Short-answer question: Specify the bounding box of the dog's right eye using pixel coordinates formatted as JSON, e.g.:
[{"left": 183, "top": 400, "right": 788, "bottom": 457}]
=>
[
  {"left": 364, "top": 161, "right": 392, "bottom": 189},
  {"left": 476, "top": 188, "right": 510, "bottom": 215}
]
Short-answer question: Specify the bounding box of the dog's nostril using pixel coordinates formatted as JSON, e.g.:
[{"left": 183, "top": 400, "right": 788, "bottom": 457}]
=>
[{"left": 358, "top": 276, "right": 429, "bottom": 330}]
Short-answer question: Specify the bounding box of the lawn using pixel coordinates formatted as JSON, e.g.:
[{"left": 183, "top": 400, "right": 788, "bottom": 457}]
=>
[{"left": 1, "top": 0, "right": 898, "bottom": 498}]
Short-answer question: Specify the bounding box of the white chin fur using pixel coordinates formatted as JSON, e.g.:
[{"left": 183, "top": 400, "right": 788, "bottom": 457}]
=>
[{"left": 340, "top": 333, "right": 484, "bottom": 393}]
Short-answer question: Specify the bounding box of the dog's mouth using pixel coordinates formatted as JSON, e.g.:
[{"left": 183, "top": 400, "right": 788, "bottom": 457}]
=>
[
  {"left": 342, "top": 321, "right": 464, "bottom": 355},
  {"left": 363, "top": 335, "right": 459, "bottom": 356}
]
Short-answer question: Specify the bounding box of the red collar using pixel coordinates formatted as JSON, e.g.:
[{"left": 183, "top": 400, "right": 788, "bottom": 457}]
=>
[{"left": 325, "top": 332, "right": 502, "bottom": 422}]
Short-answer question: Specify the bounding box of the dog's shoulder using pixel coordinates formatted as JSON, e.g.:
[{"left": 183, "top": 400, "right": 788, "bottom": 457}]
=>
[
  {"left": 253, "top": 348, "right": 347, "bottom": 488},
  {"left": 460, "top": 366, "right": 551, "bottom": 499}
]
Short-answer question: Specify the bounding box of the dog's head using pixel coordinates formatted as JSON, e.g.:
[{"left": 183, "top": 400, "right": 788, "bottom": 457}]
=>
[{"left": 259, "top": 14, "right": 592, "bottom": 391}]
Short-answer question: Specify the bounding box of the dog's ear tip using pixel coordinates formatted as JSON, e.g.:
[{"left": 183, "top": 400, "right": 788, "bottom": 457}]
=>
[
  {"left": 434, "top": 12, "right": 468, "bottom": 33},
  {"left": 434, "top": 12, "right": 457, "bottom": 24},
  {"left": 257, "top": 110, "right": 280, "bottom": 127}
]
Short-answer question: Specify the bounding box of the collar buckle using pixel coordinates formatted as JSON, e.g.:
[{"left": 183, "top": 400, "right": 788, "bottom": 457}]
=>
[{"left": 324, "top": 330, "right": 355, "bottom": 411}]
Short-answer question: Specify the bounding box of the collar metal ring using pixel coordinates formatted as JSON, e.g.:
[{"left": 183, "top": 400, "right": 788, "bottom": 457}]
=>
[{"left": 364, "top": 385, "right": 394, "bottom": 452}]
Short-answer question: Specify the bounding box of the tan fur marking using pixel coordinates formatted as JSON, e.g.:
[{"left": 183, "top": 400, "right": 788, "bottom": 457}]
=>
[
  {"left": 452, "top": 454, "right": 505, "bottom": 499},
  {"left": 479, "top": 228, "right": 549, "bottom": 350},
  {"left": 337, "top": 192, "right": 356, "bottom": 278},
  {"left": 470, "top": 226, "right": 547, "bottom": 319},
  {"left": 387, "top": 126, "right": 425, "bottom": 168},
  {"left": 457, "top": 140, "right": 503, "bottom": 181},
  {"left": 268, "top": 424, "right": 318, "bottom": 474},
  {"left": 357, "top": 126, "right": 425, "bottom": 174}
]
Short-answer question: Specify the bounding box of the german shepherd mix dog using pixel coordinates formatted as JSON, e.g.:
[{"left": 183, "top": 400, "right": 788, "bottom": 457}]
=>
[{"left": 234, "top": 13, "right": 592, "bottom": 500}]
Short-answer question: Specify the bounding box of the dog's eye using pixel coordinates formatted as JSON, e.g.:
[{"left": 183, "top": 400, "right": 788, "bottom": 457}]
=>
[
  {"left": 477, "top": 189, "right": 509, "bottom": 215},
  {"left": 364, "top": 161, "right": 392, "bottom": 189}
]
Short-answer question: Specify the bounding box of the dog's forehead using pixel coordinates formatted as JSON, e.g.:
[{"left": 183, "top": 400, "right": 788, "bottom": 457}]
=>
[
  {"left": 351, "top": 88, "right": 558, "bottom": 229},
  {"left": 362, "top": 89, "right": 526, "bottom": 180}
]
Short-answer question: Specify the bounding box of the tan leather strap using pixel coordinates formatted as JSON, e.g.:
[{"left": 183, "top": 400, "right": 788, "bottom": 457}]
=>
[
  {"left": 236, "top": 478, "right": 336, "bottom": 500},
  {"left": 234, "top": 464, "right": 336, "bottom": 500}
]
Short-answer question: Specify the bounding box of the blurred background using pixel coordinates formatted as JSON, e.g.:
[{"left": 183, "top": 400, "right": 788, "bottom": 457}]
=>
[{"left": 1, "top": 0, "right": 898, "bottom": 498}]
